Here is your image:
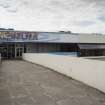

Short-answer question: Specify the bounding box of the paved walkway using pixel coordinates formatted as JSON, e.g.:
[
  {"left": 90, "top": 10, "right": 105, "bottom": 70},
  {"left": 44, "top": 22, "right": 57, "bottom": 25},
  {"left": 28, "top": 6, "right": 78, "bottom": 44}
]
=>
[{"left": 0, "top": 60, "right": 105, "bottom": 105}]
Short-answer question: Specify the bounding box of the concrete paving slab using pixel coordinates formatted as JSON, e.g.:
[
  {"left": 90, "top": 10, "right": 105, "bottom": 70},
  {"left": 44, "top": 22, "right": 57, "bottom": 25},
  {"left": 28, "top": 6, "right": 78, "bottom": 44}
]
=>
[{"left": 0, "top": 60, "right": 105, "bottom": 105}]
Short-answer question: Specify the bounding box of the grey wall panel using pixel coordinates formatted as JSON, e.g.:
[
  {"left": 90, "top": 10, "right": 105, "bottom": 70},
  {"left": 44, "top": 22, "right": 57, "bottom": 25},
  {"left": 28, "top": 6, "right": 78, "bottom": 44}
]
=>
[{"left": 26, "top": 43, "right": 61, "bottom": 53}]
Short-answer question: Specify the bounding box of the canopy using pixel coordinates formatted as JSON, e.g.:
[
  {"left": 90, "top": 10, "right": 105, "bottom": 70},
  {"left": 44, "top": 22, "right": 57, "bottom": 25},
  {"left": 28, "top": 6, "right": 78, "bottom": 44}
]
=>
[{"left": 78, "top": 44, "right": 105, "bottom": 49}]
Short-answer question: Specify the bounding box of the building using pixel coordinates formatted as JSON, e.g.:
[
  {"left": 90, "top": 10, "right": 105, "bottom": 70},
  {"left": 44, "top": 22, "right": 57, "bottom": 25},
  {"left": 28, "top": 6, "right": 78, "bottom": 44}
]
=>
[{"left": 0, "top": 29, "right": 105, "bottom": 59}]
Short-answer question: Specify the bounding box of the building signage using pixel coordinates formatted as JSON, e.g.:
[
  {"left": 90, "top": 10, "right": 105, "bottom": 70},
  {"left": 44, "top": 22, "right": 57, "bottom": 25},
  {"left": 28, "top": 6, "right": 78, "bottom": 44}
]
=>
[{"left": 0, "top": 31, "right": 38, "bottom": 41}]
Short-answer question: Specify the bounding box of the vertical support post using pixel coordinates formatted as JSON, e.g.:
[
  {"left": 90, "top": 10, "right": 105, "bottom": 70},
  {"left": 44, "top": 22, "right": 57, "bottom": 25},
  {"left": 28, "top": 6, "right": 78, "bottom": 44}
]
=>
[{"left": 15, "top": 43, "right": 17, "bottom": 59}]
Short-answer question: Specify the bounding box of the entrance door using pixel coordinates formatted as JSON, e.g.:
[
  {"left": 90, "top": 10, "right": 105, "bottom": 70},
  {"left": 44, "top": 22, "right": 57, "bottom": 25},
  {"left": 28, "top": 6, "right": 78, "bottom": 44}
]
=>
[
  {"left": 2, "top": 47, "right": 8, "bottom": 59},
  {"left": 15, "top": 47, "right": 24, "bottom": 59},
  {"left": 7, "top": 45, "right": 15, "bottom": 59},
  {"left": 0, "top": 44, "right": 24, "bottom": 59},
  {"left": 0, "top": 44, "right": 15, "bottom": 59}
]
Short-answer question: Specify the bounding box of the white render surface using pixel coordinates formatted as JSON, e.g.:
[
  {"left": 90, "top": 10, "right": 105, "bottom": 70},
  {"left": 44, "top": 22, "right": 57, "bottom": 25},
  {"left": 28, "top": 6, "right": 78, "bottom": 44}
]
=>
[{"left": 23, "top": 53, "right": 105, "bottom": 93}]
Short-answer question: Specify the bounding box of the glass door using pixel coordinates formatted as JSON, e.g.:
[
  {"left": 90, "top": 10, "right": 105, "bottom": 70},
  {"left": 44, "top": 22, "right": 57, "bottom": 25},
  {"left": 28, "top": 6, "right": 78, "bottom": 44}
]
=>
[
  {"left": 15, "top": 47, "right": 24, "bottom": 59},
  {"left": 3, "top": 47, "right": 8, "bottom": 59}
]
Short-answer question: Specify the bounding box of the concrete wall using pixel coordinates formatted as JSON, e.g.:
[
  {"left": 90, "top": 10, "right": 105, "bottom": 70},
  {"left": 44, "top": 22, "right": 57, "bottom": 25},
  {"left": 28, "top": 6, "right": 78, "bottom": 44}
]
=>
[{"left": 23, "top": 53, "right": 105, "bottom": 93}]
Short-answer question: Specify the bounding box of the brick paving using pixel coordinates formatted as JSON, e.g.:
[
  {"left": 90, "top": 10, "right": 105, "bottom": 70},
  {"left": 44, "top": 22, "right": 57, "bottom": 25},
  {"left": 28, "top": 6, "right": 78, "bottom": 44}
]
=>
[{"left": 0, "top": 60, "right": 105, "bottom": 105}]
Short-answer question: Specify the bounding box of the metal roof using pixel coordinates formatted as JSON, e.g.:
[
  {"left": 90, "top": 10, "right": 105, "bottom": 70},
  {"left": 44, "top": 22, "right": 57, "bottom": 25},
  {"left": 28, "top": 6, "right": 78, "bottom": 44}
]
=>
[{"left": 78, "top": 44, "right": 105, "bottom": 49}]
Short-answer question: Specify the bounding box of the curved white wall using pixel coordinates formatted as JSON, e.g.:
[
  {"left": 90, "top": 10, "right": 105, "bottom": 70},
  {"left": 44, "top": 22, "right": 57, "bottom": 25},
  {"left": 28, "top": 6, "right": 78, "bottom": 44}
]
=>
[{"left": 23, "top": 53, "right": 105, "bottom": 93}]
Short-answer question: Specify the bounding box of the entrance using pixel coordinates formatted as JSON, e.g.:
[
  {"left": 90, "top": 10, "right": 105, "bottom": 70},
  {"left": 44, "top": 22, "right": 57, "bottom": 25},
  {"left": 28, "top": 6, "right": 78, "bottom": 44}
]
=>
[
  {"left": 15, "top": 47, "right": 24, "bottom": 59},
  {"left": 0, "top": 44, "right": 25, "bottom": 59},
  {"left": 0, "top": 44, "right": 15, "bottom": 59}
]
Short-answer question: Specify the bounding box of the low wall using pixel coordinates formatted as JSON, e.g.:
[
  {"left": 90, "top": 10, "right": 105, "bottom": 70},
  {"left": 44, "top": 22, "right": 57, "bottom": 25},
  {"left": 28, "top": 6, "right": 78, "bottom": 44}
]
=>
[{"left": 23, "top": 53, "right": 105, "bottom": 93}]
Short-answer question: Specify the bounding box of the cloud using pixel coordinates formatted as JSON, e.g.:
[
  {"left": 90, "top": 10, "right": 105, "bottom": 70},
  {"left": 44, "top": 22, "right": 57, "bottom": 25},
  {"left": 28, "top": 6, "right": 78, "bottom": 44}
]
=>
[
  {"left": 98, "top": 16, "right": 105, "bottom": 22},
  {"left": 0, "top": 0, "right": 105, "bottom": 33},
  {"left": 73, "top": 21, "right": 96, "bottom": 27}
]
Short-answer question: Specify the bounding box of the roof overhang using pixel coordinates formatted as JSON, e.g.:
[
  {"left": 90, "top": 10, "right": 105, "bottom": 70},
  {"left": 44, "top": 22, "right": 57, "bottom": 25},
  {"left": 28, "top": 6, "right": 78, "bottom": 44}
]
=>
[{"left": 78, "top": 44, "right": 105, "bottom": 49}]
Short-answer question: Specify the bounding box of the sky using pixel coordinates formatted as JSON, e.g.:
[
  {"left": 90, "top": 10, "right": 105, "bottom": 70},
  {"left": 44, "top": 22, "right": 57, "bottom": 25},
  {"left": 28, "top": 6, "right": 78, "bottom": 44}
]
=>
[{"left": 0, "top": 0, "right": 105, "bottom": 33}]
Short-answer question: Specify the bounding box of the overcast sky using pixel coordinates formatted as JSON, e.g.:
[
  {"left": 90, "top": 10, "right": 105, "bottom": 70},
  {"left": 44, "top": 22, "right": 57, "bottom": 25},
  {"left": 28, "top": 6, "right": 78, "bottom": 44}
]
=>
[{"left": 0, "top": 0, "right": 105, "bottom": 33}]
